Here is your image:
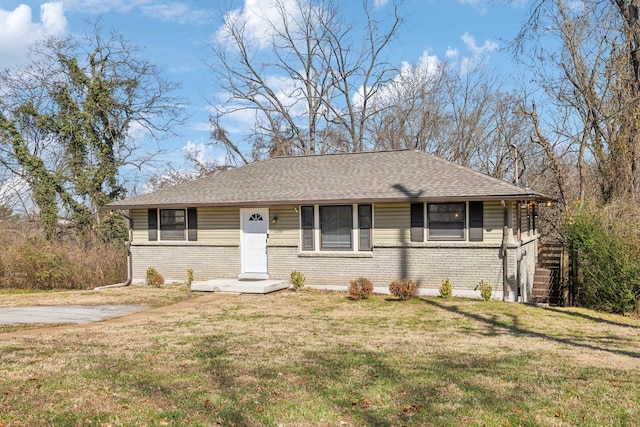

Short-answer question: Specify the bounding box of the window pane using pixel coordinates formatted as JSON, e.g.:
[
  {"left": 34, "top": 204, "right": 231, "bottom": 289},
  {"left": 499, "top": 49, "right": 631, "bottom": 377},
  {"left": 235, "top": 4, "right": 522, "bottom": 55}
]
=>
[
  {"left": 160, "top": 209, "right": 186, "bottom": 240},
  {"left": 358, "top": 205, "right": 372, "bottom": 229},
  {"left": 301, "top": 206, "right": 314, "bottom": 228},
  {"left": 410, "top": 203, "right": 424, "bottom": 227},
  {"left": 320, "top": 205, "right": 352, "bottom": 249},
  {"left": 428, "top": 203, "right": 465, "bottom": 240},
  {"left": 359, "top": 228, "right": 371, "bottom": 250},
  {"left": 302, "top": 229, "right": 314, "bottom": 250}
]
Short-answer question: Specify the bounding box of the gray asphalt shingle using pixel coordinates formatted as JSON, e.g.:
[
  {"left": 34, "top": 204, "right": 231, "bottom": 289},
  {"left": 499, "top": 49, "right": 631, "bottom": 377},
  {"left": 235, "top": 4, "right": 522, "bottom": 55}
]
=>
[{"left": 106, "top": 150, "right": 548, "bottom": 209}]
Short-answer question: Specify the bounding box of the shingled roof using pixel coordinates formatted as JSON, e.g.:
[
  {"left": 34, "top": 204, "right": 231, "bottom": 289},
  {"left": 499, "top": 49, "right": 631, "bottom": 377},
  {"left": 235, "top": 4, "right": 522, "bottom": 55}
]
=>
[{"left": 106, "top": 150, "right": 549, "bottom": 209}]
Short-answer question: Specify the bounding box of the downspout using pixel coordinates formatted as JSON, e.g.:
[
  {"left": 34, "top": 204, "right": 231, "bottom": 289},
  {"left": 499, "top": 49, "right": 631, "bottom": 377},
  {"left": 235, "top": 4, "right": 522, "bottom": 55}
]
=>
[
  {"left": 502, "top": 201, "right": 509, "bottom": 301},
  {"left": 516, "top": 200, "right": 522, "bottom": 301},
  {"left": 94, "top": 213, "right": 133, "bottom": 290}
]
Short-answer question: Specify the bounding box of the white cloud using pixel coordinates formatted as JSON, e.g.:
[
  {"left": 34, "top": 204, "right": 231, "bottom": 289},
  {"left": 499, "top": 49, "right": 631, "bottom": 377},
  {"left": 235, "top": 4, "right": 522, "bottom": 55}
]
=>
[
  {"left": 446, "top": 47, "right": 459, "bottom": 58},
  {"left": 457, "top": 32, "right": 498, "bottom": 73},
  {"left": 216, "top": 0, "right": 301, "bottom": 50},
  {"left": 461, "top": 32, "right": 498, "bottom": 56},
  {"left": 358, "top": 50, "right": 443, "bottom": 109},
  {"left": 459, "top": 0, "right": 487, "bottom": 13},
  {"left": 60, "top": 0, "right": 210, "bottom": 24},
  {"left": 374, "top": 0, "right": 388, "bottom": 8},
  {"left": 0, "top": 174, "right": 31, "bottom": 213},
  {"left": 0, "top": 3, "right": 67, "bottom": 67},
  {"left": 183, "top": 140, "right": 209, "bottom": 164}
]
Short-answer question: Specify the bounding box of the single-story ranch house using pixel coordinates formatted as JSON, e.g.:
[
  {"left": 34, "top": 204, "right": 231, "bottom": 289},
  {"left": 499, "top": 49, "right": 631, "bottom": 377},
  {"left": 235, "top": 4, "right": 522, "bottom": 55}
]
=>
[{"left": 106, "top": 149, "right": 551, "bottom": 301}]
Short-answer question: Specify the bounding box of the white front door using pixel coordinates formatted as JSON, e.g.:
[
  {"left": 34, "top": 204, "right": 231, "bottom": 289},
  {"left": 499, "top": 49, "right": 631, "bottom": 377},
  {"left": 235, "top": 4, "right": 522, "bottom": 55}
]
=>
[{"left": 242, "top": 208, "right": 269, "bottom": 274}]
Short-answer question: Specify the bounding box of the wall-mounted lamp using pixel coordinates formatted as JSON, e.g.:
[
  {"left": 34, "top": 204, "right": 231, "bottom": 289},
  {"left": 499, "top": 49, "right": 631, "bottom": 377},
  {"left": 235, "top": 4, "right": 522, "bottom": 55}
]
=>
[
  {"left": 545, "top": 201, "right": 553, "bottom": 207},
  {"left": 271, "top": 215, "right": 278, "bottom": 224},
  {"left": 294, "top": 207, "right": 299, "bottom": 213}
]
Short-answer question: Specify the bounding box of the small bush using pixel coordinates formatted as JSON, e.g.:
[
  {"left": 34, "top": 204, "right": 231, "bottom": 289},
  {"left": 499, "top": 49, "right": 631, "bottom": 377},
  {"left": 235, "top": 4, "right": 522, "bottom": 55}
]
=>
[
  {"left": 187, "top": 268, "right": 194, "bottom": 286},
  {"left": 146, "top": 267, "right": 164, "bottom": 287},
  {"left": 389, "top": 278, "right": 417, "bottom": 301},
  {"left": 349, "top": 277, "right": 374, "bottom": 300},
  {"left": 478, "top": 280, "right": 493, "bottom": 301},
  {"left": 290, "top": 270, "right": 305, "bottom": 291},
  {"left": 439, "top": 278, "right": 453, "bottom": 299},
  {"left": 154, "top": 273, "right": 165, "bottom": 286}
]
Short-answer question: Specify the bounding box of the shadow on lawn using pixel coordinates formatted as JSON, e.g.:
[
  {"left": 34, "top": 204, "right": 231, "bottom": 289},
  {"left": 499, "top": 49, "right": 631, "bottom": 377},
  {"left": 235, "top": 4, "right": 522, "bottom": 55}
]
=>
[
  {"left": 194, "top": 335, "right": 526, "bottom": 426},
  {"left": 540, "top": 305, "right": 640, "bottom": 330},
  {"left": 421, "top": 299, "right": 640, "bottom": 359}
]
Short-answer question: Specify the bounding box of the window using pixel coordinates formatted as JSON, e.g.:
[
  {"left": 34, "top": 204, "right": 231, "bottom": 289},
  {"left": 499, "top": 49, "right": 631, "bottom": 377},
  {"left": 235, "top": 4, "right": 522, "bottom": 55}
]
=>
[
  {"left": 358, "top": 205, "right": 372, "bottom": 250},
  {"left": 147, "top": 208, "right": 197, "bottom": 241},
  {"left": 428, "top": 203, "right": 465, "bottom": 240},
  {"left": 301, "top": 206, "right": 314, "bottom": 250},
  {"left": 160, "top": 209, "right": 186, "bottom": 240},
  {"left": 410, "top": 203, "right": 424, "bottom": 242},
  {"left": 320, "top": 205, "right": 352, "bottom": 250}
]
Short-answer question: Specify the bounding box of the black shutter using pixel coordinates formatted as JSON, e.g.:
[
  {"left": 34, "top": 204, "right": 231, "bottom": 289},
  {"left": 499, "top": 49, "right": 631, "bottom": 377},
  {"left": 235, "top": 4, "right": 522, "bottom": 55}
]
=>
[
  {"left": 410, "top": 203, "right": 424, "bottom": 242},
  {"left": 148, "top": 209, "right": 158, "bottom": 241},
  {"left": 188, "top": 208, "right": 198, "bottom": 241},
  {"left": 469, "top": 201, "right": 483, "bottom": 241},
  {"left": 301, "top": 206, "right": 314, "bottom": 250}
]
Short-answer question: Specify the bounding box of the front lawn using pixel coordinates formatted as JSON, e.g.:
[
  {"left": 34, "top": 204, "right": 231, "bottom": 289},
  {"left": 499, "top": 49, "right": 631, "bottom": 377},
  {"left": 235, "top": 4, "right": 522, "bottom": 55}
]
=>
[{"left": 1, "top": 288, "right": 639, "bottom": 426}]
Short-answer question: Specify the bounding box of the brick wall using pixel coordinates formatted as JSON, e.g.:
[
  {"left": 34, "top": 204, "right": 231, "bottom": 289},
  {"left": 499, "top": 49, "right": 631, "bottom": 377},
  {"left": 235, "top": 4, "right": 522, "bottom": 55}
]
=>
[
  {"left": 130, "top": 238, "right": 538, "bottom": 302},
  {"left": 268, "top": 243, "right": 522, "bottom": 300},
  {"left": 131, "top": 244, "right": 240, "bottom": 283}
]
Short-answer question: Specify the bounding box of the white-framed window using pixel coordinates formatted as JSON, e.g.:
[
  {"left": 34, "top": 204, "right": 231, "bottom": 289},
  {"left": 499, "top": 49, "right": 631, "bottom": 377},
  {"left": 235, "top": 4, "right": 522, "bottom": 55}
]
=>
[
  {"left": 320, "top": 205, "right": 353, "bottom": 250},
  {"left": 300, "top": 204, "right": 373, "bottom": 251},
  {"left": 427, "top": 203, "right": 466, "bottom": 240},
  {"left": 160, "top": 209, "right": 186, "bottom": 240},
  {"left": 148, "top": 208, "right": 197, "bottom": 241}
]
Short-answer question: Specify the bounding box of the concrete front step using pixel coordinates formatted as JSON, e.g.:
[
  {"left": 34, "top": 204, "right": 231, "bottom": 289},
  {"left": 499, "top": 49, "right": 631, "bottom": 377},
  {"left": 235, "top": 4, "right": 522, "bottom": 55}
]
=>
[{"left": 191, "top": 278, "right": 289, "bottom": 294}]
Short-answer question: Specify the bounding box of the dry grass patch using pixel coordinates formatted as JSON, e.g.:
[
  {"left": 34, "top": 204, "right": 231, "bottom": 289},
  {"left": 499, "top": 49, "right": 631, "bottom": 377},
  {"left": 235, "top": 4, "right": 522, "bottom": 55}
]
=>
[
  {"left": 1, "top": 289, "right": 640, "bottom": 426},
  {"left": 0, "top": 283, "right": 196, "bottom": 308}
]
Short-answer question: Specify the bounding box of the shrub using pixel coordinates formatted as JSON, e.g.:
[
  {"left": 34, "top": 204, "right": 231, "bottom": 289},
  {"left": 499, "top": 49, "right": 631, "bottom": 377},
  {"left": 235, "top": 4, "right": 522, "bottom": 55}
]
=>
[
  {"left": 478, "top": 280, "right": 493, "bottom": 301},
  {"left": 154, "top": 273, "right": 165, "bottom": 286},
  {"left": 349, "top": 277, "right": 374, "bottom": 300},
  {"left": 565, "top": 202, "right": 640, "bottom": 314},
  {"left": 146, "top": 267, "right": 164, "bottom": 287},
  {"left": 439, "top": 278, "right": 453, "bottom": 299},
  {"left": 187, "top": 268, "right": 194, "bottom": 286},
  {"left": 0, "top": 226, "right": 126, "bottom": 290},
  {"left": 290, "top": 270, "right": 305, "bottom": 291},
  {"left": 389, "top": 278, "right": 417, "bottom": 301}
]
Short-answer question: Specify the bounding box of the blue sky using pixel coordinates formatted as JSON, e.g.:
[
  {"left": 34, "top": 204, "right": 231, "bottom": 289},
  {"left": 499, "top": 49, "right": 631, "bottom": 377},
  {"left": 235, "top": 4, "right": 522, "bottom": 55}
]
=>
[{"left": 0, "top": 0, "right": 531, "bottom": 188}]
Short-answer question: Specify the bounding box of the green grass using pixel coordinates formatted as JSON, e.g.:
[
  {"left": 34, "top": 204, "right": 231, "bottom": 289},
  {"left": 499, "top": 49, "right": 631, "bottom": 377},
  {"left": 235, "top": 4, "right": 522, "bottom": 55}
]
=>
[{"left": 1, "top": 289, "right": 640, "bottom": 426}]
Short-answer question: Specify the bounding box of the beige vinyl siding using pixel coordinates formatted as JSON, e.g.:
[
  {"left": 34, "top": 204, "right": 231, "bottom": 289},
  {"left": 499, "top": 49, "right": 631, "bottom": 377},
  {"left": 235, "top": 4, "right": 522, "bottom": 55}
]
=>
[
  {"left": 268, "top": 205, "right": 299, "bottom": 245},
  {"left": 483, "top": 201, "right": 505, "bottom": 243},
  {"left": 131, "top": 209, "right": 149, "bottom": 242},
  {"left": 198, "top": 207, "right": 240, "bottom": 243},
  {"left": 374, "top": 203, "right": 410, "bottom": 245}
]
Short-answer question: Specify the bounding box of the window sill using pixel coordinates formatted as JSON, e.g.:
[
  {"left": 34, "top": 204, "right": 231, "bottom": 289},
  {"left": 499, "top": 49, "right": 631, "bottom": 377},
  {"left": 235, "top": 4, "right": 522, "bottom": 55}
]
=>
[{"left": 298, "top": 251, "right": 373, "bottom": 258}]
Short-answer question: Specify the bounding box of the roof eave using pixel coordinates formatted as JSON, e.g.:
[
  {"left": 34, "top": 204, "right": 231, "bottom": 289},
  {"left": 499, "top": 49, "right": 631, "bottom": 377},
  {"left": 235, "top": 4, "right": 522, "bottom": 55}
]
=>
[{"left": 103, "top": 192, "right": 554, "bottom": 210}]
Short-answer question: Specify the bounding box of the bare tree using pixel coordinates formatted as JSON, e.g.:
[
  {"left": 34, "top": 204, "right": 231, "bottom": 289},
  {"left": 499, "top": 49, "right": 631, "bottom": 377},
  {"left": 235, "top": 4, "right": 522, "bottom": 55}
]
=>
[
  {"left": 208, "top": 0, "right": 403, "bottom": 163},
  {"left": 371, "top": 57, "right": 535, "bottom": 183},
  {"left": 515, "top": 0, "right": 640, "bottom": 203},
  {"left": 0, "top": 23, "right": 183, "bottom": 238}
]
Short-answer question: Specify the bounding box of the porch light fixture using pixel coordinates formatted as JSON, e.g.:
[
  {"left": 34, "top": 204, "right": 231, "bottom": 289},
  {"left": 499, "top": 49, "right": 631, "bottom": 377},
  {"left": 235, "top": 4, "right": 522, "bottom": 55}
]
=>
[{"left": 271, "top": 215, "right": 278, "bottom": 224}]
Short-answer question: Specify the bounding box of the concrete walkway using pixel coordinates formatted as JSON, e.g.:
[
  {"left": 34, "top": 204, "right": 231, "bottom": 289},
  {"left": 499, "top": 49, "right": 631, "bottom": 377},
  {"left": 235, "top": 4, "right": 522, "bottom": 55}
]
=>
[
  {"left": 0, "top": 293, "right": 238, "bottom": 339},
  {"left": 0, "top": 304, "right": 148, "bottom": 325},
  {"left": 191, "top": 278, "right": 289, "bottom": 294}
]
